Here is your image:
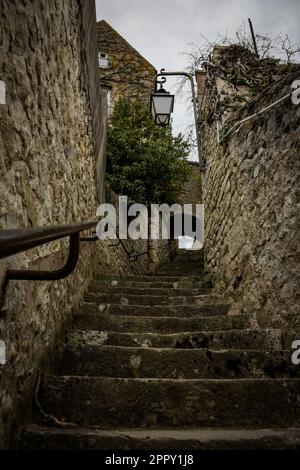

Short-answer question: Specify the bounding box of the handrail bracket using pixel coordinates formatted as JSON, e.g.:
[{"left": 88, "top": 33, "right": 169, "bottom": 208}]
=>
[{"left": 5, "top": 234, "right": 80, "bottom": 281}]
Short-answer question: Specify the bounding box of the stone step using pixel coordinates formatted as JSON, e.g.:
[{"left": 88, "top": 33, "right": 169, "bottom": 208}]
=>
[
  {"left": 21, "top": 425, "right": 300, "bottom": 450},
  {"left": 92, "top": 280, "right": 198, "bottom": 289},
  {"left": 88, "top": 285, "right": 210, "bottom": 296},
  {"left": 37, "top": 376, "right": 300, "bottom": 428},
  {"left": 60, "top": 345, "right": 299, "bottom": 379},
  {"left": 95, "top": 274, "right": 203, "bottom": 283},
  {"left": 160, "top": 257, "right": 202, "bottom": 263},
  {"left": 65, "top": 328, "right": 282, "bottom": 350},
  {"left": 82, "top": 302, "right": 230, "bottom": 318},
  {"left": 73, "top": 313, "right": 254, "bottom": 334},
  {"left": 85, "top": 292, "right": 219, "bottom": 306},
  {"left": 156, "top": 271, "right": 201, "bottom": 283},
  {"left": 159, "top": 265, "right": 202, "bottom": 268},
  {"left": 158, "top": 262, "right": 202, "bottom": 269},
  {"left": 159, "top": 268, "right": 203, "bottom": 273},
  {"left": 159, "top": 267, "right": 202, "bottom": 272}
]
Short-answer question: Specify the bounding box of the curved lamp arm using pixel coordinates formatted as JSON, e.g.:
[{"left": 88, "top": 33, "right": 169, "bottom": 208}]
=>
[{"left": 155, "top": 69, "right": 203, "bottom": 171}]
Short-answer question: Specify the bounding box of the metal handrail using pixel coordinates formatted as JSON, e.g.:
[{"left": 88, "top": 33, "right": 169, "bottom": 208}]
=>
[
  {"left": 0, "top": 221, "right": 97, "bottom": 281},
  {"left": 0, "top": 221, "right": 178, "bottom": 281},
  {"left": 107, "top": 223, "right": 148, "bottom": 263}
]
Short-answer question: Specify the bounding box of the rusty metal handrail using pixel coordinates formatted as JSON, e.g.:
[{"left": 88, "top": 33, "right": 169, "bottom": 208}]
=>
[
  {"left": 108, "top": 223, "right": 148, "bottom": 263},
  {"left": 0, "top": 221, "right": 97, "bottom": 281},
  {"left": 109, "top": 238, "right": 147, "bottom": 262}
]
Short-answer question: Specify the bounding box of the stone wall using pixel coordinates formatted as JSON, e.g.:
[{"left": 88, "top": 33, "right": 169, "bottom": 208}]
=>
[
  {"left": 79, "top": 1, "right": 107, "bottom": 203},
  {"left": 97, "top": 20, "right": 156, "bottom": 106},
  {"left": 0, "top": 0, "right": 170, "bottom": 449},
  {"left": 180, "top": 161, "right": 202, "bottom": 206},
  {"left": 0, "top": 0, "right": 102, "bottom": 448},
  {"left": 200, "top": 46, "right": 300, "bottom": 344}
]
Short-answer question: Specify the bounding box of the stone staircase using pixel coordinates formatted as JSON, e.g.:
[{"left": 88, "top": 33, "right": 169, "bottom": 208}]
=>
[{"left": 21, "top": 251, "right": 300, "bottom": 449}]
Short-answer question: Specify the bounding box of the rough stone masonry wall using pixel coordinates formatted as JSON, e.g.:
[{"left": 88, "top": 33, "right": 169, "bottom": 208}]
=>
[
  {"left": 0, "top": 0, "right": 102, "bottom": 448},
  {"left": 180, "top": 161, "right": 202, "bottom": 206},
  {"left": 201, "top": 49, "right": 300, "bottom": 345},
  {"left": 0, "top": 0, "right": 167, "bottom": 449}
]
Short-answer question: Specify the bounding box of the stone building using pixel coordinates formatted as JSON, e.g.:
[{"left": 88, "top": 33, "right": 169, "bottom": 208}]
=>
[
  {"left": 96, "top": 20, "right": 156, "bottom": 114},
  {"left": 197, "top": 45, "right": 300, "bottom": 343},
  {"left": 180, "top": 161, "right": 201, "bottom": 207}
]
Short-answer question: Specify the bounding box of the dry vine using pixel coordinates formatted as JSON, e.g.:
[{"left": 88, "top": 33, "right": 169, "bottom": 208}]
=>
[{"left": 34, "top": 368, "right": 76, "bottom": 428}]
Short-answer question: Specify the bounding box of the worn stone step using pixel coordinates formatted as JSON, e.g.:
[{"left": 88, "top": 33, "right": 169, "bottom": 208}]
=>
[
  {"left": 37, "top": 376, "right": 300, "bottom": 428},
  {"left": 158, "top": 268, "right": 202, "bottom": 272},
  {"left": 160, "top": 269, "right": 201, "bottom": 278},
  {"left": 158, "top": 263, "right": 202, "bottom": 269},
  {"left": 65, "top": 328, "right": 282, "bottom": 350},
  {"left": 60, "top": 345, "right": 299, "bottom": 379},
  {"left": 95, "top": 274, "right": 203, "bottom": 283},
  {"left": 73, "top": 313, "right": 254, "bottom": 334},
  {"left": 160, "top": 267, "right": 203, "bottom": 272},
  {"left": 160, "top": 257, "right": 202, "bottom": 264},
  {"left": 159, "top": 263, "right": 202, "bottom": 268},
  {"left": 92, "top": 280, "right": 198, "bottom": 289},
  {"left": 21, "top": 425, "right": 300, "bottom": 450},
  {"left": 82, "top": 302, "right": 230, "bottom": 318},
  {"left": 88, "top": 285, "right": 210, "bottom": 296},
  {"left": 85, "top": 292, "right": 219, "bottom": 306}
]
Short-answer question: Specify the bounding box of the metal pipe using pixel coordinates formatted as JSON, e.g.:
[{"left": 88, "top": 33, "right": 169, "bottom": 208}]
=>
[
  {"left": 155, "top": 70, "right": 203, "bottom": 171},
  {"left": 0, "top": 221, "right": 97, "bottom": 260},
  {"left": 0, "top": 221, "right": 97, "bottom": 283},
  {"left": 248, "top": 18, "right": 259, "bottom": 58}
]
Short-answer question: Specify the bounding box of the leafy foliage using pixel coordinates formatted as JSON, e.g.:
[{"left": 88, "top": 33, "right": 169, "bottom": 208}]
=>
[{"left": 106, "top": 98, "right": 191, "bottom": 206}]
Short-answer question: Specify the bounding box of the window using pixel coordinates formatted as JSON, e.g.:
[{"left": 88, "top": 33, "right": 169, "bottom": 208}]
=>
[{"left": 98, "top": 52, "right": 111, "bottom": 69}]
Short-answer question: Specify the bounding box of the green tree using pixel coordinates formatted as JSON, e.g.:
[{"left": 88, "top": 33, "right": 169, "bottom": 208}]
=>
[
  {"left": 106, "top": 97, "right": 191, "bottom": 272},
  {"left": 106, "top": 97, "right": 191, "bottom": 206}
]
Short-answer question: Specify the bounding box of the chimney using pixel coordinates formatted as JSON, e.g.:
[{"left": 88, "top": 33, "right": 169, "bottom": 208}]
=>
[{"left": 195, "top": 70, "right": 207, "bottom": 107}]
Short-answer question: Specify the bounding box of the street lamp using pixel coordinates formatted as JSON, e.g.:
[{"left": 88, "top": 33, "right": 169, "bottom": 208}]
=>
[
  {"left": 153, "top": 69, "right": 203, "bottom": 171},
  {"left": 150, "top": 85, "right": 174, "bottom": 126}
]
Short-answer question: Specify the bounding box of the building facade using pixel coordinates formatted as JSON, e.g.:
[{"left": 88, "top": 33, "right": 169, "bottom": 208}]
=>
[{"left": 97, "top": 20, "right": 156, "bottom": 114}]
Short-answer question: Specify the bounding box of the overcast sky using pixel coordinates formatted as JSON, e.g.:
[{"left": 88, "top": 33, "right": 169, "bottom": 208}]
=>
[{"left": 96, "top": 0, "right": 300, "bottom": 160}]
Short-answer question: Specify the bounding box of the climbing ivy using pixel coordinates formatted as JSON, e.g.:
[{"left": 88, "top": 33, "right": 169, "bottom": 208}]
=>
[{"left": 106, "top": 97, "right": 191, "bottom": 206}]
